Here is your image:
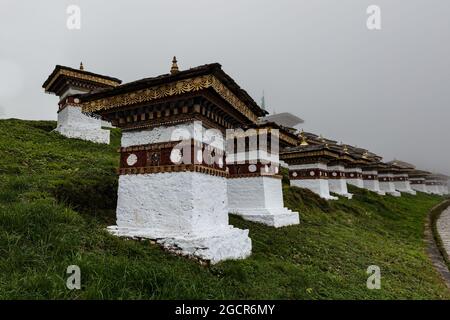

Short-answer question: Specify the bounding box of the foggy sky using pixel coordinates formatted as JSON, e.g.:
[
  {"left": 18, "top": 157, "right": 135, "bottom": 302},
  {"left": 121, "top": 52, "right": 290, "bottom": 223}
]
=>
[{"left": 1, "top": 0, "right": 449, "bottom": 175}]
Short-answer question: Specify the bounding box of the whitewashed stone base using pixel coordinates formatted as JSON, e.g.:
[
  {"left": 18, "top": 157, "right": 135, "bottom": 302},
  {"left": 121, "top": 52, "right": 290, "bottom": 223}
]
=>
[
  {"left": 347, "top": 178, "right": 364, "bottom": 188},
  {"left": 108, "top": 225, "right": 251, "bottom": 264},
  {"left": 411, "top": 184, "right": 428, "bottom": 193},
  {"left": 328, "top": 179, "right": 353, "bottom": 199},
  {"left": 393, "top": 180, "right": 416, "bottom": 195},
  {"left": 345, "top": 167, "right": 363, "bottom": 189},
  {"left": 228, "top": 176, "right": 299, "bottom": 227},
  {"left": 426, "top": 185, "right": 441, "bottom": 195},
  {"left": 363, "top": 179, "right": 385, "bottom": 195},
  {"left": 56, "top": 106, "right": 110, "bottom": 144},
  {"left": 291, "top": 179, "right": 338, "bottom": 200},
  {"left": 112, "top": 172, "right": 251, "bottom": 263},
  {"left": 379, "top": 182, "right": 401, "bottom": 197},
  {"left": 328, "top": 165, "right": 352, "bottom": 199},
  {"left": 328, "top": 164, "right": 353, "bottom": 199},
  {"left": 438, "top": 185, "right": 448, "bottom": 195}
]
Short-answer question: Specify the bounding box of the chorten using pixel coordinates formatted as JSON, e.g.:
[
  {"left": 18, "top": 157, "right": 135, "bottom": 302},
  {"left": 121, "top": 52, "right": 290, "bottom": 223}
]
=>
[
  {"left": 343, "top": 146, "right": 369, "bottom": 189},
  {"left": 226, "top": 120, "right": 300, "bottom": 227},
  {"left": 386, "top": 160, "right": 416, "bottom": 195},
  {"left": 359, "top": 152, "right": 386, "bottom": 195},
  {"left": 326, "top": 143, "right": 356, "bottom": 199},
  {"left": 281, "top": 136, "right": 340, "bottom": 200},
  {"left": 377, "top": 163, "right": 402, "bottom": 197},
  {"left": 434, "top": 174, "right": 450, "bottom": 195},
  {"left": 68, "top": 59, "right": 272, "bottom": 263},
  {"left": 43, "top": 63, "right": 121, "bottom": 144},
  {"left": 409, "top": 170, "right": 431, "bottom": 193}
]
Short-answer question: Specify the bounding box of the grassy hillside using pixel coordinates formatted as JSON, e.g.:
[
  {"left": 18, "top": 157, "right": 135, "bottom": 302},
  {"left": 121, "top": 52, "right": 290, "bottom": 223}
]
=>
[{"left": 0, "top": 119, "right": 449, "bottom": 299}]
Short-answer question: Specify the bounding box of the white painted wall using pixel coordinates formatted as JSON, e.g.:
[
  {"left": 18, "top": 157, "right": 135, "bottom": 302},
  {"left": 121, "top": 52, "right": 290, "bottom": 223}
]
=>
[
  {"left": 393, "top": 174, "right": 416, "bottom": 195},
  {"left": 111, "top": 122, "right": 251, "bottom": 263},
  {"left": 56, "top": 105, "right": 110, "bottom": 144},
  {"left": 121, "top": 121, "right": 224, "bottom": 150},
  {"left": 227, "top": 173, "right": 299, "bottom": 227},
  {"left": 291, "top": 178, "right": 337, "bottom": 200},
  {"left": 116, "top": 172, "right": 229, "bottom": 237},
  {"left": 362, "top": 170, "right": 385, "bottom": 195},
  {"left": 345, "top": 167, "right": 364, "bottom": 188},
  {"left": 379, "top": 173, "right": 401, "bottom": 196},
  {"left": 289, "top": 163, "right": 336, "bottom": 200},
  {"left": 327, "top": 164, "right": 352, "bottom": 198}
]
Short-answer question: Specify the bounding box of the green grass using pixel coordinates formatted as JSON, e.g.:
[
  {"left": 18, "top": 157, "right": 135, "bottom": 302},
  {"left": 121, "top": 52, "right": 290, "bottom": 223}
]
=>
[{"left": 0, "top": 119, "right": 449, "bottom": 299}]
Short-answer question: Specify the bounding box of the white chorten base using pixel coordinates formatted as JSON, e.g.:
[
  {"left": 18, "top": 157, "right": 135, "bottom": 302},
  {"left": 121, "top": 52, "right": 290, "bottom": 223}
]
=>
[
  {"left": 379, "top": 181, "right": 401, "bottom": 197},
  {"left": 291, "top": 179, "right": 338, "bottom": 200},
  {"left": 56, "top": 106, "right": 110, "bottom": 144},
  {"left": 228, "top": 176, "right": 299, "bottom": 228},
  {"left": 363, "top": 180, "right": 385, "bottom": 195},
  {"left": 345, "top": 167, "right": 364, "bottom": 189},
  {"left": 328, "top": 179, "right": 353, "bottom": 199},
  {"left": 111, "top": 172, "right": 251, "bottom": 264},
  {"left": 347, "top": 178, "right": 364, "bottom": 188},
  {"left": 108, "top": 225, "right": 251, "bottom": 264},
  {"left": 438, "top": 185, "right": 448, "bottom": 195},
  {"left": 411, "top": 184, "right": 428, "bottom": 193},
  {"left": 426, "top": 185, "right": 440, "bottom": 195},
  {"left": 328, "top": 165, "right": 352, "bottom": 198},
  {"left": 393, "top": 181, "right": 416, "bottom": 195}
]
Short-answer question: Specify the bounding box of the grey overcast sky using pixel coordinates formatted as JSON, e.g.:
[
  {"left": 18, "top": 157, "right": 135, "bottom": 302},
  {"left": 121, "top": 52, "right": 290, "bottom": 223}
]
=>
[{"left": 0, "top": 0, "right": 449, "bottom": 175}]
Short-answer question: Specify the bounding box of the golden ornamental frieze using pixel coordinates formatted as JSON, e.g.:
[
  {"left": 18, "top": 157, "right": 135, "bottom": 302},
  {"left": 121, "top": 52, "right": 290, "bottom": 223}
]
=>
[
  {"left": 45, "top": 69, "right": 120, "bottom": 91},
  {"left": 280, "top": 150, "right": 339, "bottom": 159},
  {"left": 81, "top": 74, "right": 258, "bottom": 123}
]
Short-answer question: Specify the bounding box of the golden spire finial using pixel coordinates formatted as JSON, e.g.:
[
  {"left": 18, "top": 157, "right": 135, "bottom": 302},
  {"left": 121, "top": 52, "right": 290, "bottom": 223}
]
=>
[
  {"left": 170, "top": 56, "right": 179, "bottom": 75},
  {"left": 299, "top": 130, "right": 309, "bottom": 146},
  {"left": 79, "top": 62, "right": 84, "bottom": 71}
]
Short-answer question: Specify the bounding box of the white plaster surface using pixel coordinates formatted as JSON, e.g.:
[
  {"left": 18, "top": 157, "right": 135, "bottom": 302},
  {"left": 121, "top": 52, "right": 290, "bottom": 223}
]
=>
[
  {"left": 56, "top": 105, "right": 110, "bottom": 144},
  {"left": 426, "top": 184, "right": 441, "bottom": 195},
  {"left": 393, "top": 175, "right": 416, "bottom": 195},
  {"left": 289, "top": 163, "right": 337, "bottom": 200},
  {"left": 438, "top": 185, "right": 449, "bottom": 195},
  {"left": 345, "top": 167, "right": 364, "bottom": 188},
  {"left": 111, "top": 172, "right": 251, "bottom": 263},
  {"left": 291, "top": 179, "right": 338, "bottom": 200},
  {"left": 410, "top": 178, "right": 429, "bottom": 193},
  {"left": 290, "top": 163, "right": 328, "bottom": 171},
  {"left": 228, "top": 176, "right": 299, "bottom": 227},
  {"left": 327, "top": 165, "right": 352, "bottom": 199},
  {"left": 378, "top": 174, "right": 401, "bottom": 197},
  {"left": 121, "top": 122, "right": 224, "bottom": 150},
  {"left": 411, "top": 184, "right": 428, "bottom": 193},
  {"left": 362, "top": 170, "right": 385, "bottom": 195}
]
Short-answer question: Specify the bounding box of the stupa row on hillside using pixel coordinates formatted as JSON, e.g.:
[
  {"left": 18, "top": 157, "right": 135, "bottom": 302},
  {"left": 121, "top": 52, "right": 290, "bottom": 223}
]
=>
[{"left": 42, "top": 59, "right": 449, "bottom": 264}]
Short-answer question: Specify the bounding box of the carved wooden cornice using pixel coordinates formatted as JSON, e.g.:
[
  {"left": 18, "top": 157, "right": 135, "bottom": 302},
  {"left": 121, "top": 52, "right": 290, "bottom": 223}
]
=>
[
  {"left": 45, "top": 69, "right": 120, "bottom": 91},
  {"left": 82, "top": 74, "right": 258, "bottom": 123}
]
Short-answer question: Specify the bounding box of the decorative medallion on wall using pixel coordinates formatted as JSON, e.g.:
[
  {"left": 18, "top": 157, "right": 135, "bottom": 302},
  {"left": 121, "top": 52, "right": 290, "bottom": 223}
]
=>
[{"left": 126, "top": 154, "right": 138, "bottom": 166}]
